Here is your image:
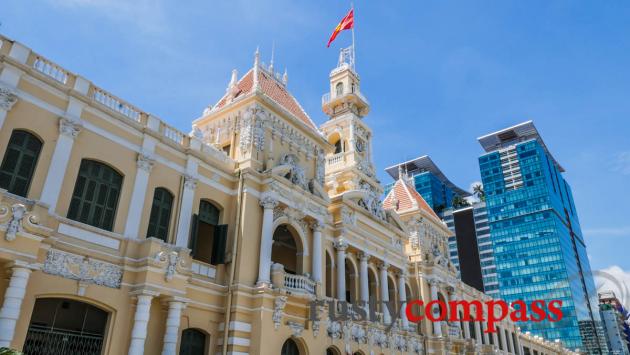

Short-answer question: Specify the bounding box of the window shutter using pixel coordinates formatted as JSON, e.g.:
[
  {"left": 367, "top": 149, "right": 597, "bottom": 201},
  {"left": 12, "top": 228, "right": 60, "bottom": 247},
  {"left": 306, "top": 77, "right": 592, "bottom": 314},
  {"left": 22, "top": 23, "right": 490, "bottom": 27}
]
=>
[
  {"left": 188, "top": 214, "right": 199, "bottom": 256},
  {"left": 211, "top": 224, "right": 228, "bottom": 265}
]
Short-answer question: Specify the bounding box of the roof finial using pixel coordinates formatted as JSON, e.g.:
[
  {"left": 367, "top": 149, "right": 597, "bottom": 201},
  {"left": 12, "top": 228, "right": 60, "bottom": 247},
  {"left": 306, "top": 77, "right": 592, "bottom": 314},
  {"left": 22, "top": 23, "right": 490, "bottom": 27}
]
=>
[
  {"left": 269, "top": 41, "right": 275, "bottom": 74},
  {"left": 253, "top": 46, "right": 260, "bottom": 91},
  {"left": 398, "top": 164, "right": 404, "bottom": 181},
  {"left": 228, "top": 69, "right": 238, "bottom": 90},
  {"left": 282, "top": 68, "right": 288, "bottom": 86}
]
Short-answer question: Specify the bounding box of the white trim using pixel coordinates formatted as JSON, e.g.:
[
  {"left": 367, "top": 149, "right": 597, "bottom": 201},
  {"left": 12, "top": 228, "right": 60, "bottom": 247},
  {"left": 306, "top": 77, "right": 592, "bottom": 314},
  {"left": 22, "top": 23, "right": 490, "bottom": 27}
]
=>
[
  {"left": 217, "top": 337, "right": 250, "bottom": 347},
  {"left": 58, "top": 223, "right": 120, "bottom": 249},
  {"left": 218, "top": 321, "right": 252, "bottom": 333}
]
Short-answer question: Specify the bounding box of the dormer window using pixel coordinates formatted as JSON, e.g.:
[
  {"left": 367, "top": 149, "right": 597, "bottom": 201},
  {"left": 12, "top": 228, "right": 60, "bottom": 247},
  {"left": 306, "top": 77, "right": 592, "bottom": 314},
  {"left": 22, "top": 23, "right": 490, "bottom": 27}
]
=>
[
  {"left": 335, "top": 82, "right": 344, "bottom": 97},
  {"left": 351, "top": 82, "right": 356, "bottom": 93}
]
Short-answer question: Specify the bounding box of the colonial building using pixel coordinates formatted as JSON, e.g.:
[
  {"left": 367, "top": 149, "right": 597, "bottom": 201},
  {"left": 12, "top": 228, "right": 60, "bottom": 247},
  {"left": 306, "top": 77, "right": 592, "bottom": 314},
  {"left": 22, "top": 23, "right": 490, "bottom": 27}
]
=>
[{"left": 0, "top": 34, "right": 578, "bottom": 355}]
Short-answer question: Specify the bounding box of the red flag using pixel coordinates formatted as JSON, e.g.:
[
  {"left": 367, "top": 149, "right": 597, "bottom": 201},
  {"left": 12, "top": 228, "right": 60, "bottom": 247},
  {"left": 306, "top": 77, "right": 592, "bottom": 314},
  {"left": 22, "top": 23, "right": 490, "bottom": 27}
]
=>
[{"left": 327, "top": 9, "right": 354, "bottom": 47}]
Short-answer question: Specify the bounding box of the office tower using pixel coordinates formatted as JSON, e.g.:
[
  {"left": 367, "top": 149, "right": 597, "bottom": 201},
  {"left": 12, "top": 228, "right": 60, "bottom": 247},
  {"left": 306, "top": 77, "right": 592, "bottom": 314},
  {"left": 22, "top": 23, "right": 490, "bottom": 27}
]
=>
[
  {"left": 478, "top": 121, "right": 607, "bottom": 353},
  {"left": 444, "top": 201, "right": 500, "bottom": 298}
]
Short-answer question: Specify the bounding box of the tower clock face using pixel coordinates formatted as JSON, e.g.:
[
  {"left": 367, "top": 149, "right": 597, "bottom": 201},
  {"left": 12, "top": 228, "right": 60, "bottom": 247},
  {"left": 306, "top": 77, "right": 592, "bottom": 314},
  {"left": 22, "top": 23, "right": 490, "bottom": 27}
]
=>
[{"left": 355, "top": 139, "right": 365, "bottom": 153}]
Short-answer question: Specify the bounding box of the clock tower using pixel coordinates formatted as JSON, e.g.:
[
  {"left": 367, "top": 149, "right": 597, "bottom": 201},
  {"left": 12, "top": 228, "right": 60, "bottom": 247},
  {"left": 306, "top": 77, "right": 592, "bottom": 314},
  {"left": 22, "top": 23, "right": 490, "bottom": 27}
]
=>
[{"left": 320, "top": 47, "right": 380, "bottom": 197}]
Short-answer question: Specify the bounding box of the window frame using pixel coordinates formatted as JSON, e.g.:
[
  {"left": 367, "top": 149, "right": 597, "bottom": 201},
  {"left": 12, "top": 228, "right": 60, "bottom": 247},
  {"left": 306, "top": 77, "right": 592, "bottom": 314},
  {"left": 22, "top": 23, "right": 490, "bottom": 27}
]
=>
[{"left": 0, "top": 129, "right": 43, "bottom": 197}]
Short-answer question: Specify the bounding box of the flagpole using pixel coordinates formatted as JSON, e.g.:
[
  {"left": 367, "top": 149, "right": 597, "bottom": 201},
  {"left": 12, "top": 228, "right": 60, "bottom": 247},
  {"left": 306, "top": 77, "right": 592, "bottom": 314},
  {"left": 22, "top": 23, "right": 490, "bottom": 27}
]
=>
[{"left": 351, "top": 1, "right": 356, "bottom": 70}]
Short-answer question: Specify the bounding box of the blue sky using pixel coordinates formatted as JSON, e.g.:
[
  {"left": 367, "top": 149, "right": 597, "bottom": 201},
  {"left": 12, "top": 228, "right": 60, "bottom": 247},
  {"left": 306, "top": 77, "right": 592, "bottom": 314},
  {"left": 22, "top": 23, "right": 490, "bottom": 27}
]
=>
[{"left": 2, "top": 1, "right": 629, "bottom": 276}]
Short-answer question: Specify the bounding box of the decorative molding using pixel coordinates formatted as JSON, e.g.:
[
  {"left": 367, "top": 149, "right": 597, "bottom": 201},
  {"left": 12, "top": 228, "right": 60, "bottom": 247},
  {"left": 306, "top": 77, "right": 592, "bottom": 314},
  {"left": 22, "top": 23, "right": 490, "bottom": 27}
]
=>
[
  {"left": 0, "top": 85, "right": 18, "bottom": 111},
  {"left": 393, "top": 333, "right": 407, "bottom": 351},
  {"left": 136, "top": 153, "right": 155, "bottom": 173},
  {"left": 43, "top": 249, "right": 122, "bottom": 289},
  {"left": 260, "top": 194, "right": 279, "bottom": 210},
  {"left": 341, "top": 208, "right": 356, "bottom": 226},
  {"left": 286, "top": 321, "right": 304, "bottom": 337},
  {"left": 351, "top": 323, "right": 367, "bottom": 343},
  {"left": 154, "top": 248, "right": 187, "bottom": 282},
  {"left": 333, "top": 239, "right": 348, "bottom": 251},
  {"left": 4, "top": 203, "right": 26, "bottom": 241},
  {"left": 327, "top": 320, "right": 342, "bottom": 339},
  {"left": 277, "top": 153, "right": 308, "bottom": 191},
  {"left": 183, "top": 175, "right": 198, "bottom": 190},
  {"left": 272, "top": 295, "right": 288, "bottom": 330},
  {"left": 59, "top": 117, "right": 82, "bottom": 138}
]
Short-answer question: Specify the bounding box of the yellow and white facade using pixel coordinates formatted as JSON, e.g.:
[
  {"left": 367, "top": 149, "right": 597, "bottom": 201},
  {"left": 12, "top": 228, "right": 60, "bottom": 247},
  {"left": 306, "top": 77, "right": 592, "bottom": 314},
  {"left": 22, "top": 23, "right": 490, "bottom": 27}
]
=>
[{"left": 0, "top": 34, "right": 577, "bottom": 355}]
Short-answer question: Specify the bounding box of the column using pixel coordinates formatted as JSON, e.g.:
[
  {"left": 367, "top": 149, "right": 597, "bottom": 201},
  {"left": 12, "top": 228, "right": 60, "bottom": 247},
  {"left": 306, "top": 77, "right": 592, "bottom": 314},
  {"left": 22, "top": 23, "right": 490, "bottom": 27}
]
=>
[
  {"left": 379, "top": 262, "right": 390, "bottom": 324},
  {"left": 429, "top": 279, "right": 442, "bottom": 337},
  {"left": 128, "top": 292, "right": 156, "bottom": 355},
  {"left": 493, "top": 329, "right": 499, "bottom": 351},
  {"left": 161, "top": 300, "right": 185, "bottom": 355},
  {"left": 0, "top": 265, "right": 32, "bottom": 348},
  {"left": 397, "top": 271, "right": 409, "bottom": 330},
  {"left": 482, "top": 322, "right": 490, "bottom": 345},
  {"left": 256, "top": 195, "right": 278, "bottom": 286},
  {"left": 310, "top": 221, "right": 323, "bottom": 284},
  {"left": 0, "top": 86, "right": 18, "bottom": 130},
  {"left": 175, "top": 175, "right": 197, "bottom": 247},
  {"left": 474, "top": 319, "right": 482, "bottom": 345},
  {"left": 448, "top": 289, "right": 462, "bottom": 337},
  {"left": 124, "top": 154, "right": 154, "bottom": 238},
  {"left": 500, "top": 326, "right": 508, "bottom": 353},
  {"left": 358, "top": 252, "right": 369, "bottom": 308},
  {"left": 463, "top": 317, "right": 471, "bottom": 339},
  {"left": 40, "top": 117, "right": 81, "bottom": 212},
  {"left": 507, "top": 329, "right": 515, "bottom": 354},
  {"left": 334, "top": 239, "right": 348, "bottom": 300}
]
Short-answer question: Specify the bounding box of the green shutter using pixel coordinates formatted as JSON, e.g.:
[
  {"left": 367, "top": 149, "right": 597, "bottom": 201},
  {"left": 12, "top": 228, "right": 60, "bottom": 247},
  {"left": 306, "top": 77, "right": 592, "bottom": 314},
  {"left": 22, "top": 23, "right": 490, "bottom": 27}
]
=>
[
  {"left": 188, "top": 214, "right": 199, "bottom": 255},
  {"left": 67, "top": 160, "right": 122, "bottom": 231},
  {"left": 211, "top": 224, "right": 228, "bottom": 265},
  {"left": 0, "top": 130, "right": 42, "bottom": 197},
  {"left": 146, "top": 188, "right": 173, "bottom": 241},
  {"left": 198, "top": 200, "right": 219, "bottom": 225}
]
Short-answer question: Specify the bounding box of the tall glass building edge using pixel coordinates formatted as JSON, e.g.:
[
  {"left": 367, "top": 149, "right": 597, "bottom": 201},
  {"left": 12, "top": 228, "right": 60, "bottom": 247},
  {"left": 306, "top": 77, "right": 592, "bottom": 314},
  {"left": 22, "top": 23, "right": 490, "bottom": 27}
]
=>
[{"left": 478, "top": 122, "right": 606, "bottom": 354}]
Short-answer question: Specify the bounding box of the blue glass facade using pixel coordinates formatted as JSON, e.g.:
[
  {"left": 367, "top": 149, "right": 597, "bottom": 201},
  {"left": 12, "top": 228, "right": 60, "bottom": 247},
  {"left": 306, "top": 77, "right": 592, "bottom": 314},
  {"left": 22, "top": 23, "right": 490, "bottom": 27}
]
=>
[{"left": 479, "top": 138, "right": 605, "bottom": 353}]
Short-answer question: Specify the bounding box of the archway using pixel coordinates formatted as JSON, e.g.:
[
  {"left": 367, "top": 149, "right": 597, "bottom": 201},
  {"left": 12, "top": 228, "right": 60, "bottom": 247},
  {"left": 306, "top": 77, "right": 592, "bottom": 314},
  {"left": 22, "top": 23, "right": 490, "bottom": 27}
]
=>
[
  {"left": 387, "top": 276, "right": 397, "bottom": 316},
  {"left": 325, "top": 250, "right": 334, "bottom": 298},
  {"left": 326, "top": 346, "right": 342, "bottom": 355},
  {"left": 345, "top": 257, "right": 358, "bottom": 304},
  {"left": 179, "top": 328, "right": 207, "bottom": 355},
  {"left": 368, "top": 268, "right": 379, "bottom": 311},
  {"left": 23, "top": 298, "right": 109, "bottom": 355},
  {"left": 272, "top": 224, "right": 303, "bottom": 274},
  {"left": 280, "top": 338, "right": 301, "bottom": 355}
]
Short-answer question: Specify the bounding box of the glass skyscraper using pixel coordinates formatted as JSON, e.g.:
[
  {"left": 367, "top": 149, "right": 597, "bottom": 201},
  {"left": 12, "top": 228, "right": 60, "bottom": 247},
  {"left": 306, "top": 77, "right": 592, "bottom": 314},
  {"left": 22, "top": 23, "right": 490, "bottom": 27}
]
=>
[{"left": 478, "top": 121, "right": 607, "bottom": 353}]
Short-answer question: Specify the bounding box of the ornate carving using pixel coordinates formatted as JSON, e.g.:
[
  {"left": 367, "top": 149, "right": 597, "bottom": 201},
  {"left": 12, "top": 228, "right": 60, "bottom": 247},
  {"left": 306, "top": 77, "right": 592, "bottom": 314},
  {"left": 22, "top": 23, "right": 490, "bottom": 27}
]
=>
[
  {"left": 239, "top": 107, "right": 265, "bottom": 154},
  {"left": 327, "top": 320, "right": 342, "bottom": 339},
  {"left": 4, "top": 203, "right": 26, "bottom": 241},
  {"left": 333, "top": 239, "right": 348, "bottom": 251},
  {"left": 372, "top": 329, "right": 389, "bottom": 348},
  {"left": 408, "top": 336, "right": 423, "bottom": 354},
  {"left": 43, "top": 249, "right": 122, "bottom": 289},
  {"left": 59, "top": 117, "right": 81, "bottom": 138},
  {"left": 0, "top": 85, "right": 17, "bottom": 111},
  {"left": 154, "top": 249, "right": 186, "bottom": 282},
  {"left": 351, "top": 323, "right": 367, "bottom": 343},
  {"left": 272, "top": 296, "right": 288, "bottom": 330},
  {"left": 190, "top": 126, "right": 203, "bottom": 140},
  {"left": 310, "top": 219, "right": 323, "bottom": 232},
  {"left": 315, "top": 148, "right": 325, "bottom": 184},
  {"left": 393, "top": 333, "right": 407, "bottom": 351},
  {"left": 184, "top": 175, "right": 198, "bottom": 190},
  {"left": 341, "top": 209, "right": 356, "bottom": 226},
  {"left": 260, "top": 194, "right": 279, "bottom": 210},
  {"left": 357, "top": 181, "right": 386, "bottom": 221},
  {"left": 287, "top": 321, "right": 304, "bottom": 337},
  {"left": 136, "top": 153, "right": 155, "bottom": 173},
  {"left": 278, "top": 154, "right": 308, "bottom": 191}
]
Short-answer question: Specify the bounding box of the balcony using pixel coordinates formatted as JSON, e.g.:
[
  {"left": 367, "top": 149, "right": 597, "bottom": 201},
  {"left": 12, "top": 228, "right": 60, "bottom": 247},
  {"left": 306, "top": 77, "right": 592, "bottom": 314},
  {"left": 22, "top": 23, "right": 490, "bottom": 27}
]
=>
[{"left": 284, "top": 273, "right": 316, "bottom": 295}]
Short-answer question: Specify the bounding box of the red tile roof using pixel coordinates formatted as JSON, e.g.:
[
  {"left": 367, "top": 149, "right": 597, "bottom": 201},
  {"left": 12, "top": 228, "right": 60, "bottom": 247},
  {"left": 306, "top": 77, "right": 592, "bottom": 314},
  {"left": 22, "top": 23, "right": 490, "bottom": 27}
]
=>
[
  {"left": 383, "top": 178, "right": 440, "bottom": 220},
  {"left": 213, "top": 68, "right": 317, "bottom": 130}
]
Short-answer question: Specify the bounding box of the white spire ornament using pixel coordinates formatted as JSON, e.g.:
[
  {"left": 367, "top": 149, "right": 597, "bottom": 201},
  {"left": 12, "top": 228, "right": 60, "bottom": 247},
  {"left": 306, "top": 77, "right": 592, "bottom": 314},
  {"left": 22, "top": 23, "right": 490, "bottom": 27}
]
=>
[{"left": 252, "top": 47, "right": 260, "bottom": 92}]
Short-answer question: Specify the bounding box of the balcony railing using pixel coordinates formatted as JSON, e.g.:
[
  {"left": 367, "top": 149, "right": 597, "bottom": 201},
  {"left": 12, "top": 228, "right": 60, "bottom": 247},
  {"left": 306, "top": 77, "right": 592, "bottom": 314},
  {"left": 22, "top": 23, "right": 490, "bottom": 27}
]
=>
[
  {"left": 327, "top": 152, "right": 345, "bottom": 166},
  {"left": 0, "top": 34, "right": 236, "bottom": 169},
  {"left": 284, "top": 273, "right": 316, "bottom": 295},
  {"left": 23, "top": 325, "right": 104, "bottom": 355},
  {"left": 321, "top": 90, "right": 369, "bottom": 106}
]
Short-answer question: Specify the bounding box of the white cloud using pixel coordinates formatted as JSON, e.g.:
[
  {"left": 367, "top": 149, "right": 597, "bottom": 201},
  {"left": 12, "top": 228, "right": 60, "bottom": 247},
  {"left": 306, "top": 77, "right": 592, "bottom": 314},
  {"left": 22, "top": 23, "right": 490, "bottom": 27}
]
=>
[
  {"left": 611, "top": 151, "right": 630, "bottom": 175},
  {"left": 594, "top": 266, "right": 630, "bottom": 308},
  {"left": 43, "top": 0, "right": 168, "bottom": 35},
  {"left": 582, "top": 226, "right": 630, "bottom": 237}
]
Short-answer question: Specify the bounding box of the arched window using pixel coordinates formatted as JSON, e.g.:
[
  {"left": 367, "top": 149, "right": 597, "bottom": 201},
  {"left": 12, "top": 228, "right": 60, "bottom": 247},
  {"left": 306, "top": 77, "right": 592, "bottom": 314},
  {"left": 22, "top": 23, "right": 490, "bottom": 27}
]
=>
[
  {"left": 190, "top": 200, "right": 227, "bottom": 265},
  {"left": 67, "top": 159, "right": 123, "bottom": 231},
  {"left": 333, "top": 139, "right": 343, "bottom": 154},
  {"left": 325, "top": 251, "right": 334, "bottom": 298},
  {"left": 147, "top": 187, "right": 174, "bottom": 241},
  {"left": 326, "top": 347, "right": 341, "bottom": 355},
  {"left": 351, "top": 82, "right": 356, "bottom": 93},
  {"left": 272, "top": 224, "right": 301, "bottom": 274},
  {"left": 0, "top": 130, "right": 42, "bottom": 197},
  {"left": 179, "top": 328, "right": 206, "bottom": 355},
  {"left": 335, "top": 82, "right": 344, "bottom": 97},
  {"left": 281, "top": 338, "right": 300, "bottom": 355},
  {"left": 23, "top": 298, "right": 108, "bottom": 354}
]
